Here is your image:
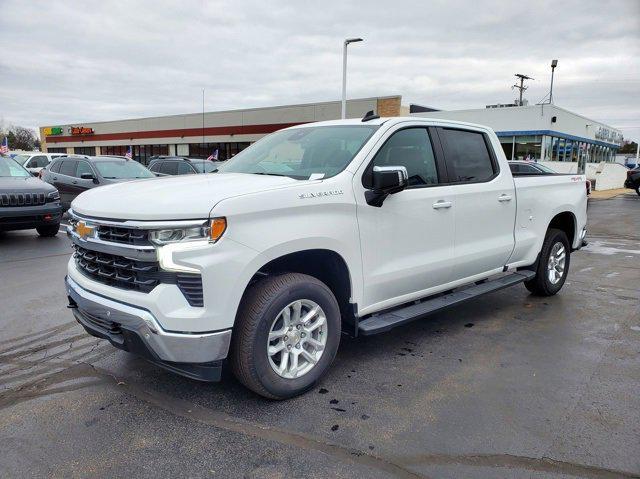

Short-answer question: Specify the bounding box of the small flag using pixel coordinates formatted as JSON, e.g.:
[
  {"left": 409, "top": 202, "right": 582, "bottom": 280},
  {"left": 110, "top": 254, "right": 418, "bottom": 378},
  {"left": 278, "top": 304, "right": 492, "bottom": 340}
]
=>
[
  {"left": 206, "top": 149, "right": 218, "bottom": 161},
  {"left": 125, "top": 146, "right": 132, "bottom": 159},
  {"left": 0, "top": 137, "right": 8, "bottom": 155}
]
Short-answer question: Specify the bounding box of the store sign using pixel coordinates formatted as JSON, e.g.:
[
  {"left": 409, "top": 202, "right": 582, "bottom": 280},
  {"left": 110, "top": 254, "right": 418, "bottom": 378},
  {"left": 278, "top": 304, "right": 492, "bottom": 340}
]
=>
[
  {"left": 68, "top": 126, "right": 95, "bottom": 135},
  {"left": 43, "top": 127, "right": 64, "bottom": 136},
  {"left": 595, "top": 127, "right": 623, "bottom": 145}
]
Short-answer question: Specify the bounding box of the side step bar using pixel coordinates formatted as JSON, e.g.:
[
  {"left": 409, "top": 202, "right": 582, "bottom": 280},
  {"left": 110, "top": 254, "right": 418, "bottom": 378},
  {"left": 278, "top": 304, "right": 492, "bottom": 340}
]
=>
[{"left": 357, "top": 270, "right": 536, "bottom": 336}]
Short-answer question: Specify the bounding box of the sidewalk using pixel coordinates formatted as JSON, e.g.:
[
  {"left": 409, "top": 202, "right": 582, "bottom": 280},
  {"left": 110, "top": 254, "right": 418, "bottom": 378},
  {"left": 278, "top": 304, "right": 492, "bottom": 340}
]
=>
[{"left": 589, "top": 188, "right": 634, "bottom": 200}]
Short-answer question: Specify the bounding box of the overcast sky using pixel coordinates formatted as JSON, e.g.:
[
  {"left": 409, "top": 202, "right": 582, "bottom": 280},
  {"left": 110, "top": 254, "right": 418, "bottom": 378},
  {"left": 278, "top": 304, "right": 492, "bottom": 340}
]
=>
[{"left": 1, "top": 0, "right": 638, "bottom": 140}]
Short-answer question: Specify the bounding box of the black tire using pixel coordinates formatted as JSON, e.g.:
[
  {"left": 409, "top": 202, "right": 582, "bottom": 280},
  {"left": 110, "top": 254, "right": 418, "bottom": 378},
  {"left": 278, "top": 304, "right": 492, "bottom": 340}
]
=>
[
  {"left": 230, "top": 273, "right": 341, "bottom": 400},
  {"left": 524, "top": 228, "right": 570, "bottom": 296},
  {"left": 36, "top": 224, "right": 60, "bottom": 237},
  {"left": 635, "top": 186, "right": 640, "bottom": 196}
]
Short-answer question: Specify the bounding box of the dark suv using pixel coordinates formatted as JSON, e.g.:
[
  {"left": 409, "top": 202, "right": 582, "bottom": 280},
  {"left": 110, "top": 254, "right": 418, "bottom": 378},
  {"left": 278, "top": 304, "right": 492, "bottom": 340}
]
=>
[
  {"left": 624, "top": 167, "right": 640, "bottom": 196},
  {"left": 0, "top": 156, "right": 62, "bottom": 236},
  {"left": 42, "top": 156, "right": 155, "bottom": 209},
  {"left": 148, "top": 157, "right": 221, "bottom": 176}
]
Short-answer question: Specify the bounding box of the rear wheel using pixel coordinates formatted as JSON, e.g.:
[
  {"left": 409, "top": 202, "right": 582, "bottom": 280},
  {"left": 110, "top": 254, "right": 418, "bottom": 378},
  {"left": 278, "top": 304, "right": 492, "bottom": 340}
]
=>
[
  {"left": 524, "top": 228, "right": 570, "bottom": 296},
  {"left": 36, "top": 224, "right": 59, "bottom": 237},
  {"left": 231, "top": 273, "right": 341, "bottom": 399},
  {"left": 635, "top": 185, "right": 640, "bottom": 196}
]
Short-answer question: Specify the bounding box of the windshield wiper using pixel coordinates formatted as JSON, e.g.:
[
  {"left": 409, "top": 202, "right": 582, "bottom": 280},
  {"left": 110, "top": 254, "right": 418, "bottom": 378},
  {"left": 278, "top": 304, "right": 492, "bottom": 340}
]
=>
[{"left": 253, "top": 172, "right": 288, "bottom": 177}]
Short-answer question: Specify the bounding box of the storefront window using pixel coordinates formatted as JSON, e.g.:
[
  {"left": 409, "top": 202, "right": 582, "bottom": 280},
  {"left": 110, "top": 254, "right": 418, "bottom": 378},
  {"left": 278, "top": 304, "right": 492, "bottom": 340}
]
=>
[
  {"left": 513, "top": 135, "right": 542, "bottom": 161},
  {"left": 542, "top": 136, "right": 553, "bottom": 161},
  {"left": 74, "top": 146, "right": 96, "bottom": 156},
  {"left": 189, "top": 142, "right": 251, "bottom": 160},
  {"left": 499, "top": 136, "right": 514, "bottom": 161},
  {"left": 47, "top": 147, "right": 66, "bottom": 153}
]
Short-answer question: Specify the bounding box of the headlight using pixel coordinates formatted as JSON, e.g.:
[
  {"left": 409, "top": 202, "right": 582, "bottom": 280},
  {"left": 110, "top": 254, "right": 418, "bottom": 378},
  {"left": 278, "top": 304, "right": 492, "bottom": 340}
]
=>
[
  {"left": 46, "top": 190, "right": 60, "bottom": 202},
  {"left": 149, "top": 217, "right": 226, "bottom": 245}
]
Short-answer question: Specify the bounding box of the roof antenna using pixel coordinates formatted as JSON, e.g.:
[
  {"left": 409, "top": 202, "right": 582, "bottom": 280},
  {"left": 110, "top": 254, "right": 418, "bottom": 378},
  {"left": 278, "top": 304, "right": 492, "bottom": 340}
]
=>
[{"left": 362, "top": 110, "right": 380, "bottom": 122}]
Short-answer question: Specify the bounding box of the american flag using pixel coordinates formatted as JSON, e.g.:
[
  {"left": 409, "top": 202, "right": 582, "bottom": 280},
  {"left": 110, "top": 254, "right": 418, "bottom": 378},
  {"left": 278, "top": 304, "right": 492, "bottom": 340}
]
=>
[
  {"left": 206, "top": 149, "right": 218, "bottom": 161},
  {"left": 0, "top": 137, "right": 8, "bottom": 155},
  {"left": 125, "top": 146, "right": 132, "bottom": 159}
]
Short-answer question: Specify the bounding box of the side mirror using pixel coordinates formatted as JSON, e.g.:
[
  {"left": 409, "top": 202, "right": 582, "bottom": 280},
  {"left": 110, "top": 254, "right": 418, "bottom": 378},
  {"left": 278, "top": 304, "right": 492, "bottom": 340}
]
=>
[
  {"left": 80, "top": 172, "right": 99, "bottom": 183},
  {"left": 365, "top": 166, "right": 408, "bottom": 207}
]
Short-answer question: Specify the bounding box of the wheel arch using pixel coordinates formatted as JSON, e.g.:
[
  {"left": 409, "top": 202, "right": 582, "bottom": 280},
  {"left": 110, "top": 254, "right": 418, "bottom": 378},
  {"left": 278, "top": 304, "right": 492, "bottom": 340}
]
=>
[{"left": 547, "top": 211, "right": 577, "bottom": 246}]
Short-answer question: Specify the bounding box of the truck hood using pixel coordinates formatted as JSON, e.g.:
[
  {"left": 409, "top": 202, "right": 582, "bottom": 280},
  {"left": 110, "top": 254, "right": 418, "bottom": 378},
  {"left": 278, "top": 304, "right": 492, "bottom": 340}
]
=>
[{"left": 71, "top": 173, "right": 297, "bottom": 220}]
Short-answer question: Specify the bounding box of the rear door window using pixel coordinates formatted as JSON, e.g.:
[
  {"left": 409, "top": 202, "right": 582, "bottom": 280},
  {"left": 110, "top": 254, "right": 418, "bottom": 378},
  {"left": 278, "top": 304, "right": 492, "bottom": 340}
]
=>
[
  {"left": 59, "top": 160, "right": 78, "bottom": 177},
  {"left": 177, "top": 162, "right": 193, "bottom": 175},
  {"left": 439, "top": 128, "right": 497, "bottom": 183},
  {"left": 162, "top": 161, "right": 179, "bottom": 175}
]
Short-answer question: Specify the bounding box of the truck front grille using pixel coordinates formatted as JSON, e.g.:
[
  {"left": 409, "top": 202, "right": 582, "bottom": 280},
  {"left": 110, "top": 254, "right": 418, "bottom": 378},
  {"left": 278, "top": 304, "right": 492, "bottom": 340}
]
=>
[
  {"left": 96, "top": 225, "right": 151, "bottom": 246},
  {"left": 73, "top": 244, "right": 203, "bottom": 306},
  {"left": 0, "top": 192, "right": 46, "bottom": 207}
]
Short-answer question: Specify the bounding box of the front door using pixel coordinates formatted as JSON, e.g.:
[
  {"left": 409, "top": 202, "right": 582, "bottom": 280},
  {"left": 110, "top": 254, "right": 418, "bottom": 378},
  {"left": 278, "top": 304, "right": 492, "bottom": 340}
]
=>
[{"left": 355, "top": 126, "right": 456, "bottom": 313}]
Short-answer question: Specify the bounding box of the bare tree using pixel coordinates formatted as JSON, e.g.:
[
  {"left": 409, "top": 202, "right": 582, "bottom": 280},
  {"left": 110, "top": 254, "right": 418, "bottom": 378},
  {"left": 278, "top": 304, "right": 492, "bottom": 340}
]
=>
[{"left": 4, "top": 126, "right": 39, "bottom": 151}]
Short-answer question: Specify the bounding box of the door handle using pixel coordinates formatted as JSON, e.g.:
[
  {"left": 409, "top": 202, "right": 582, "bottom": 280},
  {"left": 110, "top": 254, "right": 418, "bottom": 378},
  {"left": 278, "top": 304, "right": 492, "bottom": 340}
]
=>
[
  {"left": 53, "top": 177, "right": 58, "bottom": 180},
  {"left": 432, "top": 200, "right": 452, "bottom": 209},
  {"left": 72, "top": 181, "right": 78, "bottom": 184},
  {"left": 498, "top": 194, "right": 512, "bottom": 202}
]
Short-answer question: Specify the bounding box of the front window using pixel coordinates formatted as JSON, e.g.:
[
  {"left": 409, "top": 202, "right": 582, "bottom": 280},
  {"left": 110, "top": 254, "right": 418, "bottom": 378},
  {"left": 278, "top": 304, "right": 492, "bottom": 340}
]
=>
[
  {"left": 218, "top": 125, "right": 379, "bottom": 180},
  {"left": 93, "top": 160, "right": 154, "bottom": 179},
  {"left": 0, "top": 157, "right": 31, "bottom": 177}
]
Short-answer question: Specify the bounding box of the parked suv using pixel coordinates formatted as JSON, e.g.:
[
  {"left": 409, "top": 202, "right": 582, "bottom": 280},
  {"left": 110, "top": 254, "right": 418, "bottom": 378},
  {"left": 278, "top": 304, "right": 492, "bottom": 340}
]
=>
[
  {"left": 65, "top": 117, "right": 588, "bottom": 399},
  {"left": 624, "top": 166, "right": 640, "bottom": 195},
  {"left": 42, "top": 156, "right": 155, "bottom": 209},
  {"left": 13, "top": 152, "right": 66, "bottom": 176},
  {"left": 149, "top": 157, "right": 221, "bottom": 176},
  {"left": 0, "top": 156, "right": 62, "bottom": 236}
]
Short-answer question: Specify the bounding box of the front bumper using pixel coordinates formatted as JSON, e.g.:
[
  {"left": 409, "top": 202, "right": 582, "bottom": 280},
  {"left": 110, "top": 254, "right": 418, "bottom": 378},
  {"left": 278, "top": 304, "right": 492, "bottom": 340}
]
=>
[
  {"left": 65, "top": 275, "right": 231, "bottom": 381},
  {"left": 0, "top": 203, "right": 63, "bottom": 231}
]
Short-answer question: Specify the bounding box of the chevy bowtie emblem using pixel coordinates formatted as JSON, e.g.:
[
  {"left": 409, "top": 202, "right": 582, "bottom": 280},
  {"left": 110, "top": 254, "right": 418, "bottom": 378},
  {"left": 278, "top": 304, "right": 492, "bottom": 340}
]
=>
[{"left": 76, "top": 221, "right": 95, "bottom": 240}]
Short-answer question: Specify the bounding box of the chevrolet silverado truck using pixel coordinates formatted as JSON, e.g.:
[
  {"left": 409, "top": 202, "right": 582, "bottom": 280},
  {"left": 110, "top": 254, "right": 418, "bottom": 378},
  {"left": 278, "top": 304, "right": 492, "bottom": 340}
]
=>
[
  {"left": 65, "top": 116, "right": 588, "bottom": 399},
  {"left": 0, "top": 156, "right": 62, "bottom": 236}
]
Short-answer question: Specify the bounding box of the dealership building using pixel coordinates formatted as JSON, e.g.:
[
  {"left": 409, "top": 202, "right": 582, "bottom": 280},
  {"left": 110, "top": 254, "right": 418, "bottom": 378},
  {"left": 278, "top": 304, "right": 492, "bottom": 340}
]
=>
[{"left": 40, "top": 95, "right": 622, "bottom": 173}]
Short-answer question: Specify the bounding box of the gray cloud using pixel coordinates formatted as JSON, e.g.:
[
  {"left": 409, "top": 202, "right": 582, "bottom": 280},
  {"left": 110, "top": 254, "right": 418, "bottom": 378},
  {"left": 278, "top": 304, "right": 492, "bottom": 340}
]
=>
[{"left": 0, "top": 0, "right": 638, "bottom": 140}]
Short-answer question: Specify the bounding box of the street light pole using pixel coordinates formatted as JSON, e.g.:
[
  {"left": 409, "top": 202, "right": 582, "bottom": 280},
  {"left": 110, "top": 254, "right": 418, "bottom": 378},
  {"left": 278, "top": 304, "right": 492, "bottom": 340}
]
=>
[
  {"left": 341, "top": 37, "right": 363, "bottom": 119},
  {"left": 549, "top": 59, "right": 558, "bottom": 104}
]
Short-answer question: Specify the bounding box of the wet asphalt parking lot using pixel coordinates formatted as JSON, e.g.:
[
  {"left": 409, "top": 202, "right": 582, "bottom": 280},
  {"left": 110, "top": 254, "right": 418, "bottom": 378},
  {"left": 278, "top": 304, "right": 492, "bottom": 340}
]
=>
[{"left": 1, "top": 193, "right": 639, "bottom": 479}]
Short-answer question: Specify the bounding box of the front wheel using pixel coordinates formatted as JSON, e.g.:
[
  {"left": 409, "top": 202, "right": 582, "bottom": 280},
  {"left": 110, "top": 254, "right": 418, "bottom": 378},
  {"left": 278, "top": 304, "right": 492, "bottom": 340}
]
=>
[
  {"left": 230, "top": 273, "right": 341, "bottom": 399},
  {"left": 635, "top": 185, "right": 640, "bottom": 196},
  {"left": 524, "top": 228, "right": 570, "bottom": 296},
  {"left": 36, "top": 224, "right": 60, "bottom": 237}
]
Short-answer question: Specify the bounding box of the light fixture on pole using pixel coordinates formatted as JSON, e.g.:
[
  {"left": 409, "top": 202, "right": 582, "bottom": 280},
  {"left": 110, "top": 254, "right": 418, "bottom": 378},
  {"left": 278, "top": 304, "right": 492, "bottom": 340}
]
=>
[
  {"left": 341, "top": 37, "right": 363, "bottom": 119},
  {"left": 549, "top": 59, "right": 558, "bottom": 104}
]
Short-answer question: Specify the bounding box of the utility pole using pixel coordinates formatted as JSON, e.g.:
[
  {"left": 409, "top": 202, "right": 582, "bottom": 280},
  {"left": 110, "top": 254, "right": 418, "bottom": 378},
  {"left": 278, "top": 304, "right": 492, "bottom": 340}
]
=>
[
  {"left": 512, "top": 74, "right": 533, "bottom": 106},
  {"left": 202, "top": 88, "right": 205, "bottom": 147}
]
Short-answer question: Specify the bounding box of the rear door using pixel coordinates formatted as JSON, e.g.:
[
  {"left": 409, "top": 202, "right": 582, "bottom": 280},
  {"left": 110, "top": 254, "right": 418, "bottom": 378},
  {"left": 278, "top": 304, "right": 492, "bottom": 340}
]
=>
[
  {"left": 56, "top": 159, "right": 78, "bottom": 208},
  {"left": 436, "top": 127, "right": 516, "bottom": 281}
]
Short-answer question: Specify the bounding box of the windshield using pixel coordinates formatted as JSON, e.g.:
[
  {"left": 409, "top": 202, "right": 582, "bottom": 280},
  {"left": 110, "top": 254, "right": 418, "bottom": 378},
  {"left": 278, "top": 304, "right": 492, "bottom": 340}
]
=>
[
  {"left": 94, "top": 160, "right": 155, "bottom": 179},
  {"left": 217, "top": 125, "right": 379, "bottom": 179},
  {"left": 0, "top": 157, "right": 31, "bottom": 177},
  {"left": 193, "top": 161, "right": 222, "bottom": 173},
  {"left": 13, "top": 154, "right": 31, "bottom": 166}
]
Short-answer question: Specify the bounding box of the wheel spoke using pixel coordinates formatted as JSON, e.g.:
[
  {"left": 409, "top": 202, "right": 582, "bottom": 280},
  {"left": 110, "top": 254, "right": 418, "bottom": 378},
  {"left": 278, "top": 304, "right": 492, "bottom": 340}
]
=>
[
  {"left": 300, "top": 305, "right": 319, "bottom": 325},
  {"left": 278, "top": 351, "right": 289, "bottom": 374},
  {"left": 268, "top": 341, "right": 285, "bottom": 356},
  {"left": 306, "top": 337, "right": 325, "bottom": 351},
  {"left": 281, "top": 307, "right": 291, "bottom": 328},
  {"left": 268, "top": 329, "right": 285, "bottom": 341},
  {"left": 305, "top": 316, "right": 326, "bottom": 333},
  {"left": 289, "top": 351, "right": 299, "bottom": 376},
  {"left": 291, "top": 301, "right": 302, "bottom": 323},
  {"left": 301, "top": 349, "right": 317, "bottom": 364}
]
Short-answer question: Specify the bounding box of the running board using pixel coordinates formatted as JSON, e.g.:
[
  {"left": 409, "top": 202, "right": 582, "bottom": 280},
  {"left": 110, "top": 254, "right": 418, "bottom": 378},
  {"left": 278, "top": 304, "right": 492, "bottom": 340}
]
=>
[{"left": 357, "top": 271, "right": 536, "bottom": 336}]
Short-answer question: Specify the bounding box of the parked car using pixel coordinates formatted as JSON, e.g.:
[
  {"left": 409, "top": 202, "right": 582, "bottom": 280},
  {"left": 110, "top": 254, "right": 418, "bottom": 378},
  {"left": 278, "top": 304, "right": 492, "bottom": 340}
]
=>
[
  {"left": 0, "top": 156, "right": 62, "bottom": 236},
  {"left": 509, "top": 161, "right": 591, "bottom": 195},
  {"left": 624, "top": 166, "right": 640, "bottom": 195},
  {"left": 42, "top": 156, "right": 155, "bottom": 209},
  {"left": 148, "top": 156, "right": 222, "bottom": 176},
  {"left": 64, "top": 116, "right": 588, "bottom": 399},
  {"left": 13, "top": 152, "right": 66, "bottom": 176}
]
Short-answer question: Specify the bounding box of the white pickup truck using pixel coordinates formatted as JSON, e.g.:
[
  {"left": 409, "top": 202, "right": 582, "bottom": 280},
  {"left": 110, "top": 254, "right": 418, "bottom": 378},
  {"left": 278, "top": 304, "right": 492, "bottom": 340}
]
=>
[{"left": 65, "top": 115, "right": 587, "bottom": 399}]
